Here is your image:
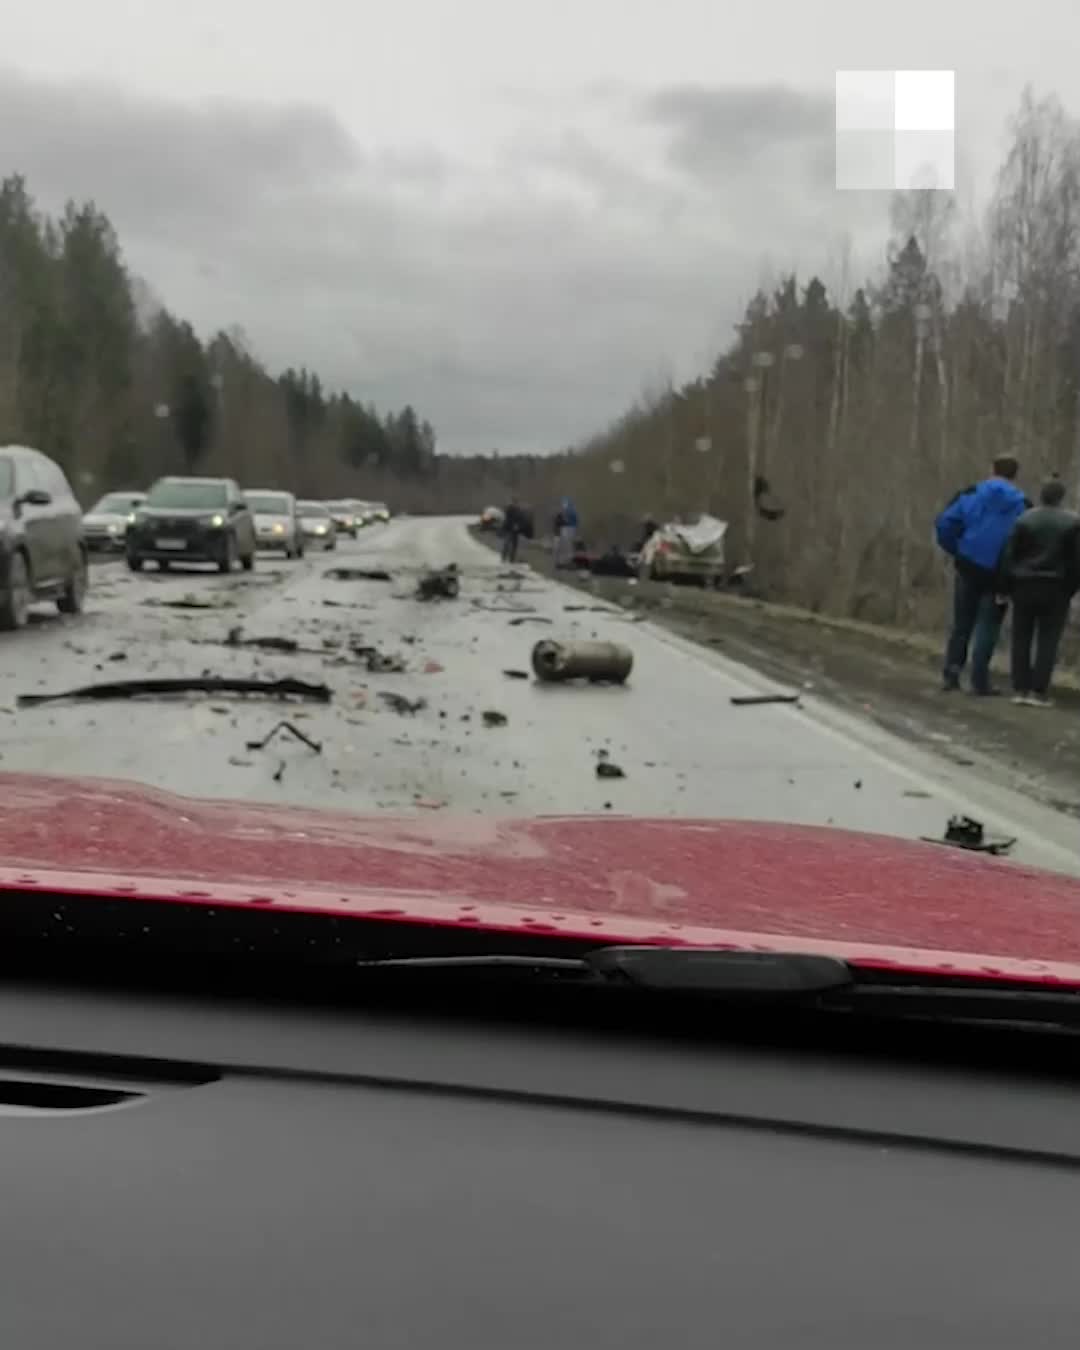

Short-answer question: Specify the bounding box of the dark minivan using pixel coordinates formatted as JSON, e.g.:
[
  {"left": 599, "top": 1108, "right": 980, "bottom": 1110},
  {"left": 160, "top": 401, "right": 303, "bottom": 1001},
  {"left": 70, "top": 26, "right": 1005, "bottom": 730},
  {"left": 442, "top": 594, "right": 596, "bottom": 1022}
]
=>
[
  {"left": 0, "top": 444, "right": 88, "bottom": 631},
  {"left": 127, "top": 477, "right": 257, "bottom": 573}
]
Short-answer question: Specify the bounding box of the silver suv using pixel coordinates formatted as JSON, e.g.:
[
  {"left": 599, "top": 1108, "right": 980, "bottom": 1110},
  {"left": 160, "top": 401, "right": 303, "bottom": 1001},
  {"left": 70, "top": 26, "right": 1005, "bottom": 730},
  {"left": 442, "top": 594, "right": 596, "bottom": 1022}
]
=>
[{"left": 0, "top": 445, "right": 88, "bottom": 630}]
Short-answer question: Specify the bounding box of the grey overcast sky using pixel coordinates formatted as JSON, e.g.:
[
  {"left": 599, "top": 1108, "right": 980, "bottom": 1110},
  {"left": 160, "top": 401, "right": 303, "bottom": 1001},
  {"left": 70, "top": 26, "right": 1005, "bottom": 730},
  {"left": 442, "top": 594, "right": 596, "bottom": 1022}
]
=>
[{"left": 4, "top": 0, "right": 1079, "bottom": 452}]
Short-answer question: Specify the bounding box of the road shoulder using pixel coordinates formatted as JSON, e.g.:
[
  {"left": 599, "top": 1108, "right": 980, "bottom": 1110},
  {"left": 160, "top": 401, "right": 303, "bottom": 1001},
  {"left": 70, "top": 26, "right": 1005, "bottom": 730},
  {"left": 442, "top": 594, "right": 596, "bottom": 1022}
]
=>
[{"left": 472, "top": 530, "right": 1080, "bottom": 822}]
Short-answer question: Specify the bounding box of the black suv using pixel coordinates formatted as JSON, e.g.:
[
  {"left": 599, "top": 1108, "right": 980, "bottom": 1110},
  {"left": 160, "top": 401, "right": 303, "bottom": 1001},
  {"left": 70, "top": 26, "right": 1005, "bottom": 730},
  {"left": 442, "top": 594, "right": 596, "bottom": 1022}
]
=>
[
  {"left": 127, "top": 477, "right": 257, "bottom": 573},
  {"left": 0, "top": 445, "right": 88, "bottom": 630}
]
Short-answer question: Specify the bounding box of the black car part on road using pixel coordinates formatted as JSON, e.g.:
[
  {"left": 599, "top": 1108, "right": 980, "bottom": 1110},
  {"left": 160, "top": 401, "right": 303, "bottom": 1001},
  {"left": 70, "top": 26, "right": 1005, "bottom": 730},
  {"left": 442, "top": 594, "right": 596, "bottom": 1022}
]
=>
[{"left": 17, "top": 676, "right": 334, "bottom": 707}]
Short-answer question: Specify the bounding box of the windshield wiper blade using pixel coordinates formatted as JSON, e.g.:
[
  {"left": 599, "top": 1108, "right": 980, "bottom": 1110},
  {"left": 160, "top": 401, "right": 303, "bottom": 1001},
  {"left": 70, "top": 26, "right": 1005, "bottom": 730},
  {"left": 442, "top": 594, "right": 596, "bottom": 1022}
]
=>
[
  {"left": 355, "top": 948, "right": 855, "bottom": 996},
  {"left": 352, "top": 949, "right": 1080, "bottom": 1030},
  {"left": 357, "top": 954, "right": 590, "bottom": 973},
  {"left": 834, "top": 983, "right": 1080, "bottom": 1031}
]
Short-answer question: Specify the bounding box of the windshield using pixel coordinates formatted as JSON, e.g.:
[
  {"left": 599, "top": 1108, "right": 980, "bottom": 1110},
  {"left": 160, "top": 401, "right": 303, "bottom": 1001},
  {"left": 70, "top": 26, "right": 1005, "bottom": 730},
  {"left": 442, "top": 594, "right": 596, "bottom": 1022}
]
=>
[
  {"left": 145, "top": 481, "right": 228, "bottom": 510},
  {"left": 90, "top": 492, "right": 144, "bottom": 514},
  {"left": 246, "top": 493, "right": 290, "bottom": 514},
  {"left": 5, "top": 10, "right": 1080, "bottom": 1002}
]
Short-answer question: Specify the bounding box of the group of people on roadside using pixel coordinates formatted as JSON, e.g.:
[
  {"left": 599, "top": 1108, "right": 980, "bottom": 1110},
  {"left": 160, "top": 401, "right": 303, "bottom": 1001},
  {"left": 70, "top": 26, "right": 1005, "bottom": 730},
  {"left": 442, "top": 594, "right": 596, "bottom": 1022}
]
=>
[
  {"left": 936, "top": 454, "right": 1080, "bottom": 705},
  {"left": 499, "top": 496, "right": 580, "bottom": 567}
]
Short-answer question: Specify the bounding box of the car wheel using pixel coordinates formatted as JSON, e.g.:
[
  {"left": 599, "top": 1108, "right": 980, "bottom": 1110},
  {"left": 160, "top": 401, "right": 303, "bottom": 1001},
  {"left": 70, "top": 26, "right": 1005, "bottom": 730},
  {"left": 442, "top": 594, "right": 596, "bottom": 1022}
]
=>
[
  {"left": 218, "top": 534, "right": 237, "bottom": 574},
  {"left": 241, "top": 550, "right": 255, "bottom": 572},
  {"left": 0, "top": 551, "right": 31, "bottom": 631},
  {"left": 158, "top": 559, "right": 171, "bottom": 572},
  {"left": 127, "top": 552, "right": 144, "bottom": 572},
  {"left": 57, "top": 549, "right": 88, "bottom": 615}
]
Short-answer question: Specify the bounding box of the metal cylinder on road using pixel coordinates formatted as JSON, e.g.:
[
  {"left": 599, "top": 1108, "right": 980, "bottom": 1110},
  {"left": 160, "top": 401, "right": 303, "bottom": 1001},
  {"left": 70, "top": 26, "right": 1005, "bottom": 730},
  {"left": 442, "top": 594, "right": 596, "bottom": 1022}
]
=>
[{"left": 531, "top": 639, "right": 634, "bottom": 684}]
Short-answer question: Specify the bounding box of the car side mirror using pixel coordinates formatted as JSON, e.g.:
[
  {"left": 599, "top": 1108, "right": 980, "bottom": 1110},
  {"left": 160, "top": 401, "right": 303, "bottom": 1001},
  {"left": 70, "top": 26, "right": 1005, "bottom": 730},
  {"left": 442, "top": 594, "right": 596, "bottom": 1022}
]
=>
[
  {"left": 229, "top": 501, "right": 245, "bottom": 514},
  {"left": 17, "top": 489, "right": 51, "bottom": 508}
]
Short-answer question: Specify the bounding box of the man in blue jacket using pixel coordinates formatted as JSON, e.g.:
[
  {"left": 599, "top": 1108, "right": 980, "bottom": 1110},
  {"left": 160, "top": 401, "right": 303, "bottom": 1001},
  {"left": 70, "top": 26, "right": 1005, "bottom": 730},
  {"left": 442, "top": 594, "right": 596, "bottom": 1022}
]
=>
[{"left": 935, "top": 454, "right": 1028, "bottom": 695}]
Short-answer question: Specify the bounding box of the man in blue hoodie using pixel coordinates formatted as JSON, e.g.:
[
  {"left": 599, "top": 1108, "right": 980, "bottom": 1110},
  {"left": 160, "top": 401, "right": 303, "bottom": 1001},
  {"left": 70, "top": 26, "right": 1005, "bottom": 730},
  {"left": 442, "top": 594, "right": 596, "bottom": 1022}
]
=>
[{"left": 935, "top": 454, "right": 1028, "bottom": 695}]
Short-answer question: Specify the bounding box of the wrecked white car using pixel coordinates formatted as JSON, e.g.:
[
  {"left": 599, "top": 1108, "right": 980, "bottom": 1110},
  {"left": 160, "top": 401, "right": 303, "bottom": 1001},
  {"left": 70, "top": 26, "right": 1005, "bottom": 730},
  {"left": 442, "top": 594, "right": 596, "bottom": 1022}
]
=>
[{"left": 639, "top": 514, "right": 728, "bottom": 586}]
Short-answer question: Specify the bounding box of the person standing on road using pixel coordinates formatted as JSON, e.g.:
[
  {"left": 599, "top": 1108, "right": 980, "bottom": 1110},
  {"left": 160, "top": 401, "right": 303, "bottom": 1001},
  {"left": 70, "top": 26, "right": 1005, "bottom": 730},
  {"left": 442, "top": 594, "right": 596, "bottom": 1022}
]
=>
[
  {"left": 554, "top": 497, "right": 579, "bottom": 569},
  {"left": 551, "top": 505, "right": 566, "bottom": 565},
  {"left": 501, "top": 497, "right": 527, "bottom": 564},
  {"left": 935, "top": 454, "right": 1028, "bottom": 696},
  {"left": 1001, "top": 477, "right": 1080, "bottom": 708}
]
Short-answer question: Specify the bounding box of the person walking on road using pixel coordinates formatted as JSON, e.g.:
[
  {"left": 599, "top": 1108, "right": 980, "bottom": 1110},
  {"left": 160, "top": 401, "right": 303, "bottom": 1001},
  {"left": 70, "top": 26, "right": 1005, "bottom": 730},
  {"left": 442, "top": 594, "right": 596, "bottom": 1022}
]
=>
[
  {"left": 1001, "top": 477, "right": 1080, "bottom": 708},
  {"left": 501, "top": 497, "right": 527, "bottom": 564},
  {"left": 935, "top": 454, "right": 1028, "bottom": 696}
]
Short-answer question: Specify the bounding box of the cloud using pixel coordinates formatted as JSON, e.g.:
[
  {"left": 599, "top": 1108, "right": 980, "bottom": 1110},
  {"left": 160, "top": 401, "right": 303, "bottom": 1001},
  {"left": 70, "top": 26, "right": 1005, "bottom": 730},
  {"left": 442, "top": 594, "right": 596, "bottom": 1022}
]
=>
[
  {"left": 0, "top": 68, "right": 888, "bottom": 452},
  {"left": 645, "top": 84, "right": 834, "bottom": 172}
]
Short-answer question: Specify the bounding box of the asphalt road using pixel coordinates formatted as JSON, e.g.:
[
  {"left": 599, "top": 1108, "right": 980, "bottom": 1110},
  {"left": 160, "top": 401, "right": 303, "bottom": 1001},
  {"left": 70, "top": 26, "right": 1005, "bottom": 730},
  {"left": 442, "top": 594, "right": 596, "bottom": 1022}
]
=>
[{"left": 1, "top": 514, "right": 1077, "bottom": 876}]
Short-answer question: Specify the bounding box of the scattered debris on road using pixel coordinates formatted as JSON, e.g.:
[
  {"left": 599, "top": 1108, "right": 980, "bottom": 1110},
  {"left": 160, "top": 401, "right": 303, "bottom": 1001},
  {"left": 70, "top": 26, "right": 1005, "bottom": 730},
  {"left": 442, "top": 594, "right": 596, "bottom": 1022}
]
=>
[
  {"left": 503, "top": 669, "right": 530, "bottom": 679},
  {"left": 142, "top": 593, "right": 236, "bottom": 611},
  {"left": 228, "top": 756, "right": 254, "bottom": 768},
  {"left": 730, "top": 693, "right": 801, "bottom": 707},
  {"left": 224, "top": 627, "right": 303, "bottom": 654},
  {"left": 423, "top": 660, "right": 445, "bottom": 674},
  {"left": 531, "top": 639, "right": 633, "bottom": 685},
  {"left": 482, "top": 710, "right": 508, "bottom": 727},
  {"left": 246, "top": 720, "right": 323, "bottom": 754},
  {"left": 596, "top": 759, "right": 626, "bottom": 779},
  {"left": 415, "top": 564, "right": 460, "bottom": 601},
  {"left": 379, "top": 692, "right": 426, "bottom": 716},
  {"left": 352, "top": 644, "right": 407, "bottom": 673},
  {"left": 108, "top": 651, "right": 128, "bottom": 662},
  {"left": 508, "top": 615, "right": 550, "bottom": 625},
  {"left": 921, "top": 815, "right": 1016, "bottom": 857},
  {"left": 18, "top": 676, "right": 333, "bottom": 708},
  {"left": 326, "top": 566, "right": 392, "bottom": 582}
]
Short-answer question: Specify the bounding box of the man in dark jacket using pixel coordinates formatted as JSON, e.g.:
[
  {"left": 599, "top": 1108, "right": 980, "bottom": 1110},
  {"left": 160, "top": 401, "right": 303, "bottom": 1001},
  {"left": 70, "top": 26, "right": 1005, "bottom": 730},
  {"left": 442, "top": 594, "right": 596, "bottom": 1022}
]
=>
[
  {"left": 501, "top": 497, "right": 528, "bottom": 564},
  {"left": 1001, "top": 478, "right": 1080, "bottom": 707},
  {"left": 935, "top": 454, "right": 1028, "bottom": 695}
]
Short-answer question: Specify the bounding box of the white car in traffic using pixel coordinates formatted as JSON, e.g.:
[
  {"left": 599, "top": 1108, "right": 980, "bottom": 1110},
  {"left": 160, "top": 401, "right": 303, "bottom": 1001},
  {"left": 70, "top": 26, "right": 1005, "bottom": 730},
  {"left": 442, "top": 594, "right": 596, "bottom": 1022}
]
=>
[
  {"left": 245, "top": 489, "right": 303, "bottom": 558},
  {"left": 297, "top": 500, "right": 337, "bottom": 550},
  {"left": 83, "top": 490, "right": 147, "bottom": 552}
]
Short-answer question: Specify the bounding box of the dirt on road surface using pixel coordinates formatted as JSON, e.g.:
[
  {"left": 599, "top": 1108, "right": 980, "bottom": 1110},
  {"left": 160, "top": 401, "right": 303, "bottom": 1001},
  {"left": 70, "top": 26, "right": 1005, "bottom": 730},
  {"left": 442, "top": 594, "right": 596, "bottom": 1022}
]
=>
[
  {"left": 1, "top": 515, "right": 1077, "bottom": 878},
  {"left": 478, "top": 529, "right": 1080, "bottom": 824}
]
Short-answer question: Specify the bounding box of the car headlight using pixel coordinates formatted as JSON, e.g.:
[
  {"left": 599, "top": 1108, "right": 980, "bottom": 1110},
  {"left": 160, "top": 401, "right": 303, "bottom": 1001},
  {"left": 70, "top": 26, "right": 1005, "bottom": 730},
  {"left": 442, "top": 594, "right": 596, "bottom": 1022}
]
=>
[
  {"left": 107, "top": 523, "right": 120, "bottom": 535},
  {"left": 314, "top": 524, "right": 327, "bottom": 535},
  {"left": 272, "top": 522, "right": 284, "bottom": 535},
  {"left": 209, "top": 513, "right": 225, "bottom": 528}
]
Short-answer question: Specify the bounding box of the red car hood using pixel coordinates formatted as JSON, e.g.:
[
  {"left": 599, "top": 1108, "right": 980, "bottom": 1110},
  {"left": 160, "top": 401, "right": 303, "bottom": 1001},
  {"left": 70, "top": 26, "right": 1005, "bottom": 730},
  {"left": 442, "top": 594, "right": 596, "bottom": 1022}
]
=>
[{"left": 3, "top": 771, "right": 1080, "bottom": 986}]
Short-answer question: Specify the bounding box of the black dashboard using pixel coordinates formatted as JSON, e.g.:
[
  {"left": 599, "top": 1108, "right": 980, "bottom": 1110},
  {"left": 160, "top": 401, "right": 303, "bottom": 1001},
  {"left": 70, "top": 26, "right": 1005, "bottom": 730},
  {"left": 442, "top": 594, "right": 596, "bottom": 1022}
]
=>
[{"left": 1, "top": 971, "right": 1079, "bottom": 1348}]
